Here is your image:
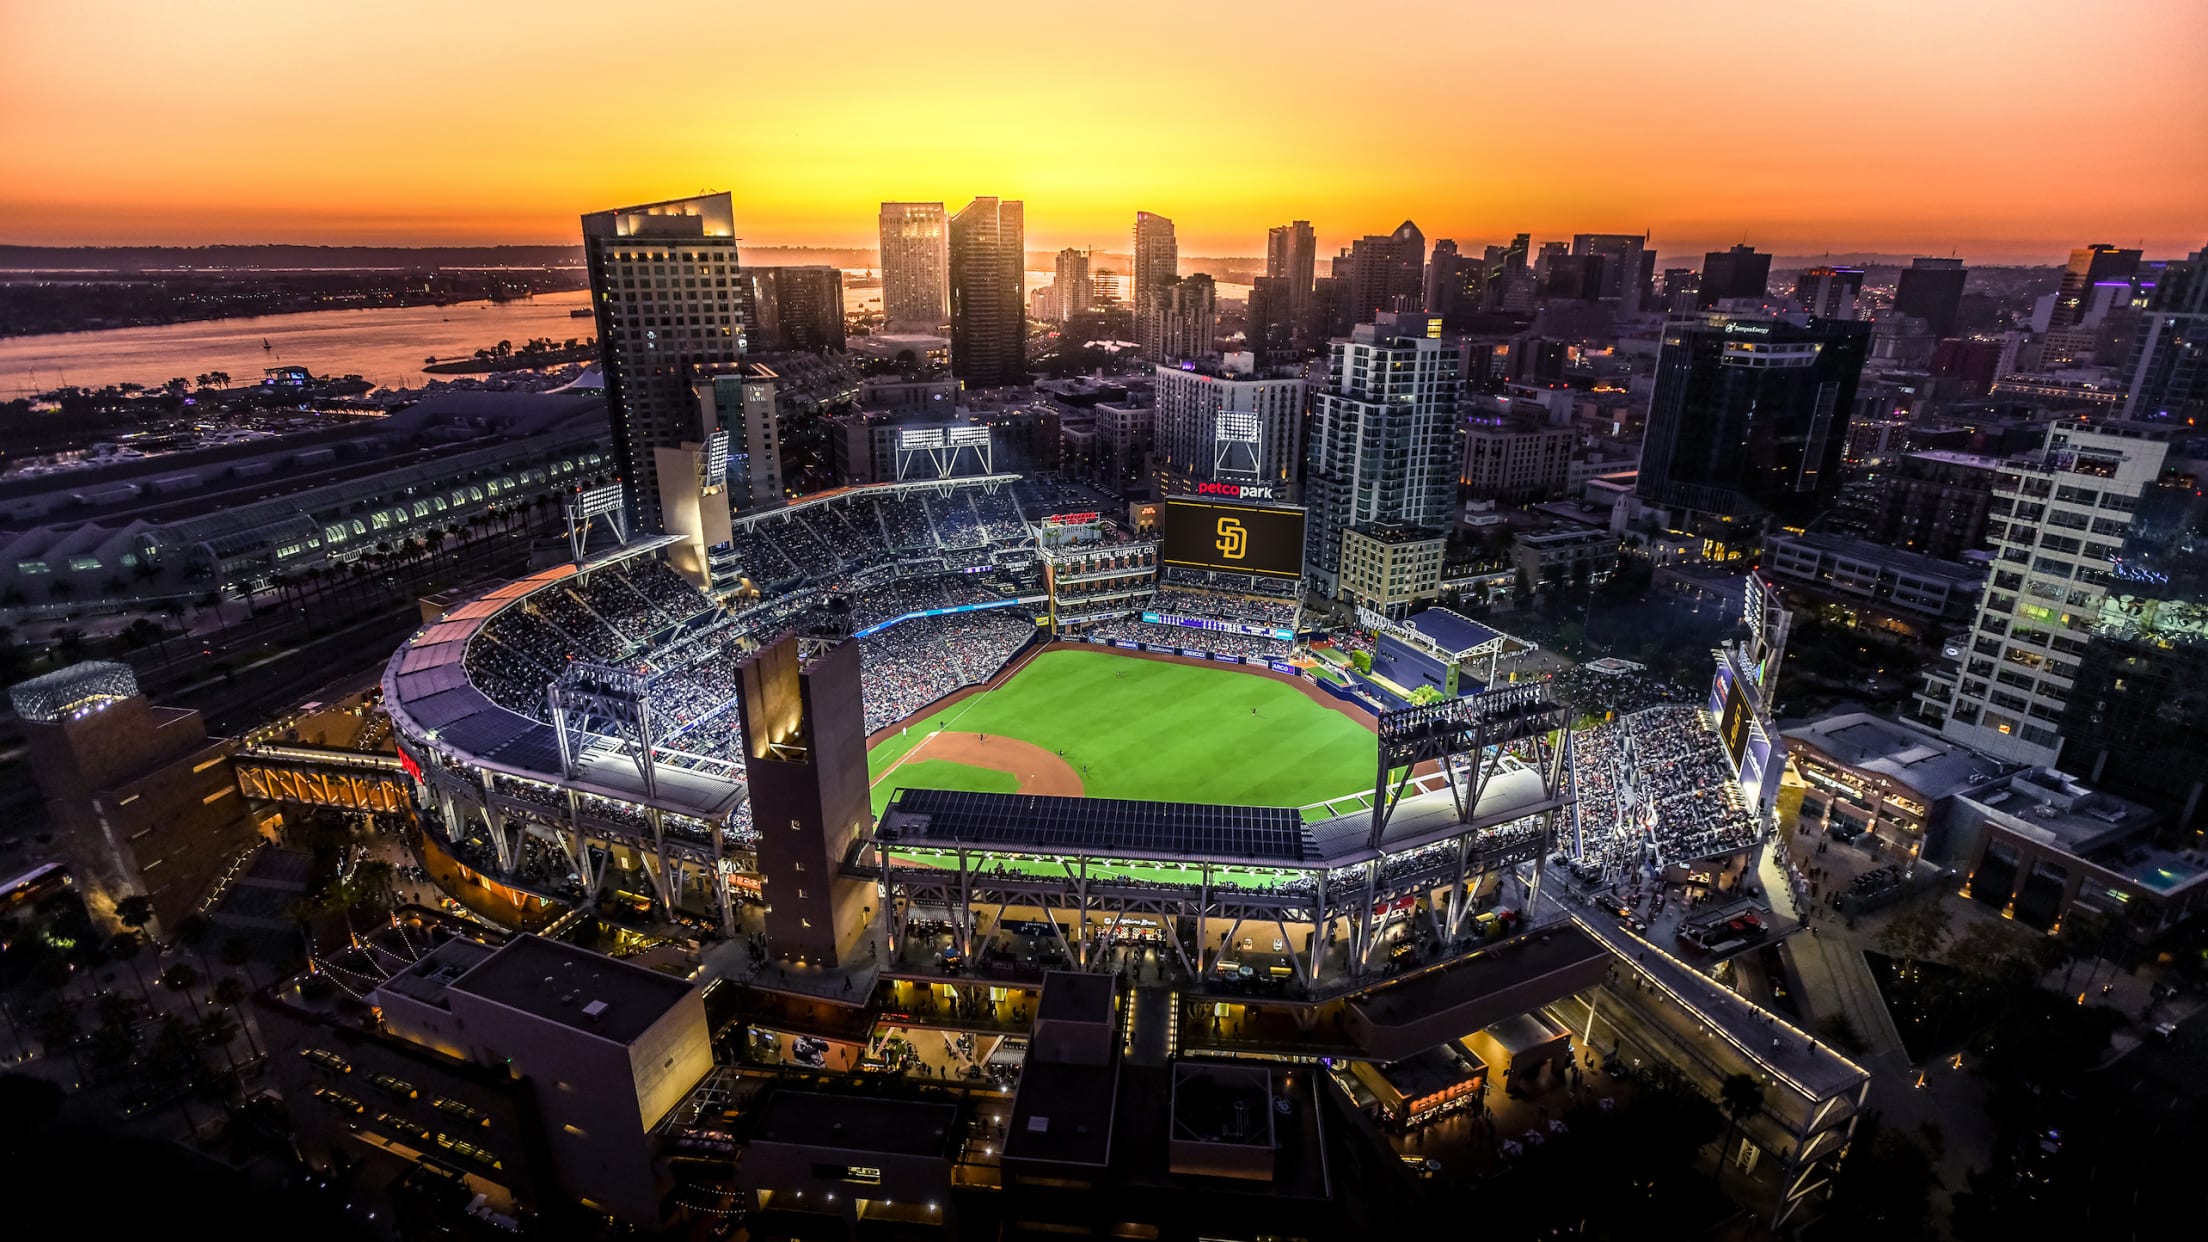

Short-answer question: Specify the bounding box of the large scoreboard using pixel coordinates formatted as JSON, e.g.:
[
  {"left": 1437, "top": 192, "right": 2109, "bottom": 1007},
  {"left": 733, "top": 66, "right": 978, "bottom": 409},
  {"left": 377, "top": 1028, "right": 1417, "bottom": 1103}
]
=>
[{"left": 1160, "top": 497, "right": 1305, "bottom": 579}]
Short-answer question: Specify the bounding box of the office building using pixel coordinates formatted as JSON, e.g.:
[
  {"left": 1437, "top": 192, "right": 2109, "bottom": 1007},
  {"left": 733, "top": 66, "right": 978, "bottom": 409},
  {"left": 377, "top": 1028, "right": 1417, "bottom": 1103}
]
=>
[
  {"left": 1265, "top": 219, "right": 1317, "bottom": 340},
  {"left": 1339, "top": 522, "right": 1446, "bottom": 616},
  {"left": 1763, "top": 532, "right": 1986, "bottom": 636},
  {"left": 2051, "top": 243, "right": 2142, "bottom": 329},
  {"left": 1309, "top": 275, "right": 1354, "bottom": 341},
  {"left": 947, "top": 197, "right": 1027, "bottom": 388},
  {"left": 1053, "top": 247, "right": 1091, "bottom": 321},
  {"left": 1133, "top": 211, "right": 1178, "bottom": 315},
  {"left": 1461, "top": 420, "right": 1574, "bottom": 503},
  {"left": 1781, "top": 712, "right": 2009, "bottom": 863},
  {"left": 1344, "top": 221, "right": 1426, "bottom": 322},
  {"left": 1696, "top": 244, "right": 1773, "bottom": 309},
  {"left": 1483, "top": 234, "right": 1533, "bottom": 312},
  {"left": 1303, "top": 313, "right": 1459, "bottom": 594},
  {"left": 1954, "top": 770, "right": 2206, "bottom": 946},
  {"left": 1244, "top": 275, "right": 1298, "bottom": 365},
  {"left": 1425, "top": 240, "right": 1486, "bottom": 331},
  {"left": 1571, "top": 233, "right": 1655, "bottom": 313},
  {"left": 680, "top": 362, "right": 780, "bottom": 575},
  {"left": 2122, "top": 246, "right": 2207, "bottom": 424},
  {"left": 582, "top": 192, "right": 748, "bottom": 534},
  {"left": 1924, "top": 422, "right": 2200, "bottom": 794},
  {"left": 8, "top": 661, "right": 260, "bottom": 928},
  {"left": 745, "top": 266, "right": 846, "bottom": 352},
  {"left": 1894, "top": 257, "right": 1968, "bottom": 337},
  {"left": 1634, "top": 315, "right": 1870, "bottom": 552},
  {"left": 878, "top": 202, "right": 950, "bottom": 330},
  {"left": 1792, "top": 266, "right": 1865, "bottom": 320},
  {"left": 1868, "top": 449, "right": 2002, "bottom": 560},
  {"left": 1150, "top": 354, "right": 1306, "bottom": 496},
  {"left": 1513, "top": 527, "right": 1618, "bottom": 591},
  {"left": 265, "top": 931, "right": 713, "bottom": 1228},
  {"left": 1136, "top": 273, "right": 1216, "bottom": 362},
  {"left": 1660, "top": 267, "right": 1700, "bottom": 312}
]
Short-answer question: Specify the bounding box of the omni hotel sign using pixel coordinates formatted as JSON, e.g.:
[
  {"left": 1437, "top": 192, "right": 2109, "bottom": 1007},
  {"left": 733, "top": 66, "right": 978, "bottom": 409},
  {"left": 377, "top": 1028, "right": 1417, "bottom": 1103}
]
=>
[{"left": 1194, "top": 481, "right": 1276, "bottom": 501}]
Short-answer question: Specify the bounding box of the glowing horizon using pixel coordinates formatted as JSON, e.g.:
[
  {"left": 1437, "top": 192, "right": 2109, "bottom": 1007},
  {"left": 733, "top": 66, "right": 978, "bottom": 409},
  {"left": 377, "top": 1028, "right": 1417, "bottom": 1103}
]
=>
[{"left": 1, "top": 0, "right": 2202, "bottom": 265}]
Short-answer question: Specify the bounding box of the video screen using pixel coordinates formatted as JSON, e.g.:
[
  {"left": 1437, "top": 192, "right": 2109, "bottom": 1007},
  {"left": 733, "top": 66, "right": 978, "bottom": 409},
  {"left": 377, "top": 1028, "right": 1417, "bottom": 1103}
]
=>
[{"left": 1160, "top": 498, "right": 1305, "bottom": 579}]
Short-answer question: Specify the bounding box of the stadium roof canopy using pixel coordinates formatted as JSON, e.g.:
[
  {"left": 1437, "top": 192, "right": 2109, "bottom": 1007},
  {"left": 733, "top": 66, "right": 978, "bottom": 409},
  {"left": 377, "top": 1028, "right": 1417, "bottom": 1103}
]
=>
[
  {"left": 1403, "top": 609, "right": 1505, "bottom": 659},
  {"left": 878, "top": 788, "right": 1316, "bottom": 865}
]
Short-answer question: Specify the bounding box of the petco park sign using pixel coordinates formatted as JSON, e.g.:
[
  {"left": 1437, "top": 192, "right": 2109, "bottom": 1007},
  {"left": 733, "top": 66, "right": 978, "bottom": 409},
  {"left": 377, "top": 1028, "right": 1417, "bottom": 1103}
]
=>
[{"left": 1193, "top": 482, "right": 1275, "bottom": 500}]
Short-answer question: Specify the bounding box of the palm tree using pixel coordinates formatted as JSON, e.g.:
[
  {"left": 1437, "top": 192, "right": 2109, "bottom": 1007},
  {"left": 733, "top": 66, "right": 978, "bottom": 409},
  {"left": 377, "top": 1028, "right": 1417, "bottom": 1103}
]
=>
[
  {"left": 106, "top": 931, "right": 155, "bottom": 1004},
  {"left": 218, "top": 936, "right": 256, "bottom": 989},
  {"left": 212, "top": 975, "right": 262, "bottom": 1058},
  {"left": 1716, "top": 1073, "right": 1765, "bottom": 1180},
  {"left": 115, "top": 893, "right": 156, "bottom": 940},
  {"left": 197, "top": 1010, "right": 242, "bottom": 1076},
  {"left": 174, "top": 913, "right": 211, "bottom": 979},
  {"left": 160, "top": 960, "right": 199, "bottom": 1000}
]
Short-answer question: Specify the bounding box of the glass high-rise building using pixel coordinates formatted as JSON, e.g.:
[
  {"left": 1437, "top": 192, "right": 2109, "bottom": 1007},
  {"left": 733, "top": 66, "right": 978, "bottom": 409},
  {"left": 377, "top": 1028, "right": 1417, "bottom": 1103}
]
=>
[
  {"left": 1302, "top": 313, "right": 1459, "bottom": 594},
  {"left": 581, "top": 192, "right": 747, "bottom": 534},
  {"left": 1696, "top": 244, "right": 1773, "bottom": 309},
  {"left": 1634, "top": 315, "right": 1870, "bottom": 551},
  {"left": 1133, "top": 211, "right": 1178, "bottom": 319},
  {"left": 1344, "top": 221, "right": 1426, "bottom": 323},
  {"left": 1894, "top": 257, "right": 1968, "bottom": 337},
  {"left": 2122, "top": 248, "right": 2207, "bottom": 425},
  {"left": 1053, "top": 247, "right": 1091, "bottom": 321},
  {"left": 947, "top": 197, "right": 1027, "bottom": 388},
  {"left": 1266, "top": 220, "right": 1316, "bottom": 340},
  {"left": 878, "top": 202, "right": 949, "bottom": 330}
]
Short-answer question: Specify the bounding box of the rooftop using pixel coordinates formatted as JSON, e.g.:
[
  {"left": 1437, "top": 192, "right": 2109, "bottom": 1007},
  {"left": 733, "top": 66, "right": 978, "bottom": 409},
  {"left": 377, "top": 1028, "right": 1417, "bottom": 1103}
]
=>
[
  {"left": 751, "top": 1091, "right": 959, "bottom": 1159},
  {"left": 446, "top": 934, "right": 698, "bottom": 1045},
  {"left": 1963, "top": 769, "right": 2161, "bottom": 857},
  {"left": 1401, "top": 608, "right": 1503, "bottom": 657},
  {"left": 1768, "top": 530, "right": 1987, "bottom": 586},
  {"left": 879, "top": 788, "right": 1315, "bottom": 866},
  {"left": 1035, "top": 970, "right": 1118, "bottom": 1026},
  {"left": 1781, "top": 712, "right": 2009, "bottom": 800},
  {"left": 1004, "top": 1057, "right": 1118, "bottom": 1168}
]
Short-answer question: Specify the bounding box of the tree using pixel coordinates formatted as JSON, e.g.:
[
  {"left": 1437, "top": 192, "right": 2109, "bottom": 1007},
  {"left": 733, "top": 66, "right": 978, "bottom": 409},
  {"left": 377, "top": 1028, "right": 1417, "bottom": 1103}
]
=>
[
  {"left": 114, "top": 893, "right": 155, "bottom": 938},
  {"left": 160, "top": 961, "right": 199, "bottom": 997},
  {"left": 212, "top": 975, "right": 261, "bottom": 1058},
  {"left": 106, "top": 931, "right": 154, "bottom": 1003},
  {"left": 219, "top": 935, "right": 255, "bottom": 988},
  {"left": 1715, "top": 1072, "right": 1765, "bottom": 1181},
  {"left": 1876, "top": 897, "right": 1952, "bottom": 974}
]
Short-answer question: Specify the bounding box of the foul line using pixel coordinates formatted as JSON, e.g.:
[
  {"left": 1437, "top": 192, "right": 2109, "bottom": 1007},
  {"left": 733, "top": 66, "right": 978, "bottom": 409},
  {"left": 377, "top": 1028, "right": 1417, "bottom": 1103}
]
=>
[{"left": 869, "top": 692, "right": 989, "bottom": 790}]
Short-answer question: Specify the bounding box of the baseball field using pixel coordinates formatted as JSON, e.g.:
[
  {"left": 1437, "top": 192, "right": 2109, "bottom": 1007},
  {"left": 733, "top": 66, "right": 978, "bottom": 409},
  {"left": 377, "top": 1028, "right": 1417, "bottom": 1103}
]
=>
[{"left": 866, "top": 647, "right": 1378, "bottom": 814}]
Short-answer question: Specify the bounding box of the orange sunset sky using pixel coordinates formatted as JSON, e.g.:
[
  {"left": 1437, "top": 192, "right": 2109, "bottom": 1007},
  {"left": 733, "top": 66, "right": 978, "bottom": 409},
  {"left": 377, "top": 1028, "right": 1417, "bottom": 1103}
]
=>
[{"left": 2, "top": 0, "right": 2203, "bottom": 262}]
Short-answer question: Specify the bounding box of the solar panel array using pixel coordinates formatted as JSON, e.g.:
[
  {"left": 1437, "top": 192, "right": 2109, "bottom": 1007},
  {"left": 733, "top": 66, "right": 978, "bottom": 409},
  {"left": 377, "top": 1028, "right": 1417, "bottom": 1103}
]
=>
[{"left": 885, "top": 788, "right": 1314, "bottom": 864}]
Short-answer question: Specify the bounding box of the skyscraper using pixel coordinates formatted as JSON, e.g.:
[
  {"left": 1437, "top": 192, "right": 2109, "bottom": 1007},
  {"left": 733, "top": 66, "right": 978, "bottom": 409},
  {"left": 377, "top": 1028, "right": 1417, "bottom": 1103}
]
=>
[
  {"left": 1136, "top": 274, "right": 1216, "bottom": 362},
  {"left": 582, "top": 192, "right": 747, "bottom": 534},
  {"left": 1266, "top": 219, "right": 1317, "bottom": 339},
  {"left": 744, "top": 266, "right": 846, "bottom": 351},
  {"left": 1792, "top": 265, "right": 1865, "bottom": 320},
  {"left": 2123, "top": 247, "right": 2207, "bottom": 424},
  {"left": 2052, "top": 243, "right": 2143, "bottom": 328},
  {"left": 1635, "top": 315, "right": 1871, "bottom": 548},
  {"left": 1345, "top": 222, "right": 1426, "bottom": 322},
  {"left": 1133, "top": 211, "right": 1178, "bottom": 316},
  {"left": 1696, "top": 244, "right": 1773, "bottom": 309},
  {"left": 1894, "top": 257, "right": 1968, "bottom": 337},
  {"left": 1053, "top": 247, "right": 1092, "bottom": 321},
  {"left": 947, "top": 197, "right": 1027, "bottom": 388},
  {"left": 1483, "top": 234, "right": 1533, "bottom": 312},
  {"left": 1303, "top": 313, "right": 1459, "bottom": 594},
  {"left": 1245, "top": 275, "right": 1297, "bottom": 365},
  {"left": 1571, "top": 233, "right": 1655, "bottom": 313},
  {"left": 878, "top": 202, "right": 950, "bottom": 330}
]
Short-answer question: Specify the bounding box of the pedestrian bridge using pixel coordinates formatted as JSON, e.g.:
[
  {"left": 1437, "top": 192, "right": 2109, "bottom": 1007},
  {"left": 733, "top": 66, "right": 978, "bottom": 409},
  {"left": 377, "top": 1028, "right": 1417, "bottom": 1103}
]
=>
[{"left": 233, "top": 742, "right": 412, "bottom": 814}]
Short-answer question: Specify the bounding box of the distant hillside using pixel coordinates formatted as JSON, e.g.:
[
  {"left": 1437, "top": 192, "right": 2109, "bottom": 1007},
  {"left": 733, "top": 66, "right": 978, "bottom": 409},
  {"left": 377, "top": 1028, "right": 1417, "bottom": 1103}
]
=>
[{"left": 0, "top": 244, "right": 587, "bottom": 271}]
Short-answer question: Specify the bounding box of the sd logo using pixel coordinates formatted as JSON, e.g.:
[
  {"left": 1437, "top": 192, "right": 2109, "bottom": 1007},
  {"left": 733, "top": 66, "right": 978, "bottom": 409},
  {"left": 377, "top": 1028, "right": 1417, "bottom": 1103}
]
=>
[{"left": 1215, "top": 517, "right": 1248, "bottom": 561}]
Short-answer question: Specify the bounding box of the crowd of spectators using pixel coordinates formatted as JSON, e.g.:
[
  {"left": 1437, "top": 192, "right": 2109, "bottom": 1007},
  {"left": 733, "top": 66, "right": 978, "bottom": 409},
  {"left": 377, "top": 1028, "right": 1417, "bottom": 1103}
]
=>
[
  {"left": 1080, "top": 618, "right": 1293, "bottom": 661},
  {"left": 925, "top": 492, "right": 987, "bottom": 548},
  {"left": 1571, "top": 705, "right": 1762, "bottom": 878},
  {"left": 1147, "top": 587, "right": 1298, "bottom": 630},
  {"left": 859, "top": 608, "right": 1032, "bottom": 732}
]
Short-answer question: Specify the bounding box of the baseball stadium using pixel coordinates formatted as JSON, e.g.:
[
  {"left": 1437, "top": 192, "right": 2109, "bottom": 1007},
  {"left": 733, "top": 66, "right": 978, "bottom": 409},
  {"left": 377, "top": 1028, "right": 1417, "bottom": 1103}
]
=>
[{"left": 360, "top": 467, "right": 1863, "bottom": 1223}]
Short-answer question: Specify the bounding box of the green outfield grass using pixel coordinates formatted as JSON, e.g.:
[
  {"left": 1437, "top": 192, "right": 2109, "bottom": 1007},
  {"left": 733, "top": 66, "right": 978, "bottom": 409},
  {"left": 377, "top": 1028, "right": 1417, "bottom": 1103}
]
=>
[
  {"left": 869, "top": 648, "right": 1377, "bottom": 808},
  {"left": 869, "top": 759, "right": 1020, "bottom": 814}
]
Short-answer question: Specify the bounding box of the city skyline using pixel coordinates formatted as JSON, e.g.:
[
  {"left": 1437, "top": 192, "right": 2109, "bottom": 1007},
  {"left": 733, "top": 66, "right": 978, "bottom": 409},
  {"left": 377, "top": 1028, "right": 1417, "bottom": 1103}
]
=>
[{"left": 3, "top": 1, "right": 2204, "bottom": 261}]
